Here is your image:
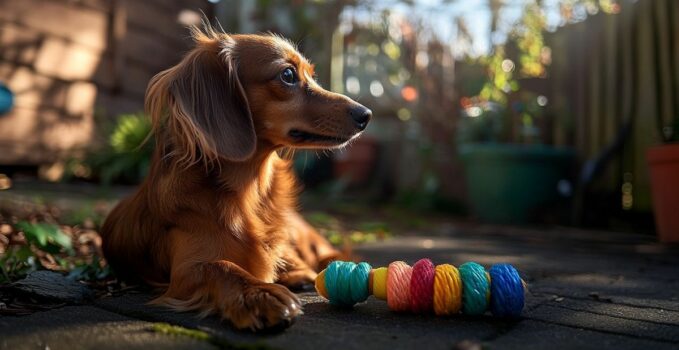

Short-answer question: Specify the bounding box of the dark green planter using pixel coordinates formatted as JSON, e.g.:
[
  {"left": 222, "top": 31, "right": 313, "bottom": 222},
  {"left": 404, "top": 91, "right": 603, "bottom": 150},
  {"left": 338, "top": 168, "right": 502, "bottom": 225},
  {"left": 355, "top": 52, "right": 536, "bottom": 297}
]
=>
[{"left": 459, "top": 144, "right": 575, "bottom": 223}]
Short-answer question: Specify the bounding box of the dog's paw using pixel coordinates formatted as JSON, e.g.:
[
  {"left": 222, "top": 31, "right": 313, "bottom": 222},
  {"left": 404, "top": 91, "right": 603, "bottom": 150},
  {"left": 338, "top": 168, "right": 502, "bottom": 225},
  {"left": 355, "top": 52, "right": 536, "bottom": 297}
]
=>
[
  {"left": 277, "top": 269, "right": 317, "bottom": 291},
  {"left": 227, "top": 283, "right": 302, "bottom": 331}
]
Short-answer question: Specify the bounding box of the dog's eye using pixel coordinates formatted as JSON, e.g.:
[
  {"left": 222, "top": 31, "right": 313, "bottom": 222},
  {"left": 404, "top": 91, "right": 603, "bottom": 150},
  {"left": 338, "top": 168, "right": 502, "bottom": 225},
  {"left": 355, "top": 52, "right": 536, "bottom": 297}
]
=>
[{"left": 280, "top": 68, "right": 297, "bottom": 86}]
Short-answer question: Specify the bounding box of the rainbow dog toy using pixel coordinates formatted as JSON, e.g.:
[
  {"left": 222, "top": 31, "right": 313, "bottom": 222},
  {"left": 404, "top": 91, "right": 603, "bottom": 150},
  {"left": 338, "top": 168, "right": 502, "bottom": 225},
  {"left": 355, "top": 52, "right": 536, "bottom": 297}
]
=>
[{"left": 315, "top": 259, "right": 525, "bottom": 318}]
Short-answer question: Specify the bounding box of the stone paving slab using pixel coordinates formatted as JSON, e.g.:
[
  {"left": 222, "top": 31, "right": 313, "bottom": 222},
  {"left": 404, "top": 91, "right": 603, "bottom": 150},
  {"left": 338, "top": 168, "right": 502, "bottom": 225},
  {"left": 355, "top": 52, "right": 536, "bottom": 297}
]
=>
[
  {"left": 0, "top": 305, "right": 215, "bottom": 350},
  {"left": 95, "top": 292, "right": 506, "bottom": 350},
  {"left": 489, "top": 320, "right": 679, "bottom": 350},
  {"left": 359, "top": 233, "right": 679, "bottom": 302},
  {"left": 534, "top": 296, "right": 679, "bottom": 325},
  {"left": 2, "top": 225, "right": 679, "bottom": 349},
  {"left": 525, "top": 304, "right": 679, "bottom": 343}
]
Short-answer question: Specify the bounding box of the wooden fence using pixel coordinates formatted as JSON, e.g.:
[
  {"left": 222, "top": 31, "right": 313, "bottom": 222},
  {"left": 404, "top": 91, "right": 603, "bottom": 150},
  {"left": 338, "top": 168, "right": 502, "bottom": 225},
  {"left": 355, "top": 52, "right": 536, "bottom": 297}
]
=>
[
  {"left": 0, "top": 0, "right": 212, "bottom": 165},
  {"left": 546, "top": 0, "right": 678, "bottom": 212}
]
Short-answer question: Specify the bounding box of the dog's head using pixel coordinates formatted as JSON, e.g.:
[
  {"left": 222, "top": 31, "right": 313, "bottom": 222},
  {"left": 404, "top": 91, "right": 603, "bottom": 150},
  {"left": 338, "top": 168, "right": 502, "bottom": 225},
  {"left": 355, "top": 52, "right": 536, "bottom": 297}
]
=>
[{"left": 146, "top": 25, "right": 371, "bottom": 165}]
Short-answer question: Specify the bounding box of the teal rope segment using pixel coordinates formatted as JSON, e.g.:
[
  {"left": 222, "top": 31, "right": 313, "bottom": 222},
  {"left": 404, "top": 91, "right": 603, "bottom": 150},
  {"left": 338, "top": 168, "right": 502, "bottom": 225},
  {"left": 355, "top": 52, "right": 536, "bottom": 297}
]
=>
[
  {"left": 459, "top": 262, "right": 490, "bottom": 315},
  {"left": 350, "top": 262, "right": 372, "bottom": 303},
  {"left": 324, "top": 261, "right": 372, "bottom": 306},
  {"left": 324, "top": 261, "right": 342, "bottom": 305},
  {"left": 336, "top": 261, "right": 355, "bottom": 306}
]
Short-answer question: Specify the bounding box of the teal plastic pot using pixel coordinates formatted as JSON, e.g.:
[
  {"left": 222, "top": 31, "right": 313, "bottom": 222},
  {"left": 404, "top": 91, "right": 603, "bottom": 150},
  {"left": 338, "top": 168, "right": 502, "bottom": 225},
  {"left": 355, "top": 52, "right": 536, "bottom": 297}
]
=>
[{"left": 459, "top": 144, "right": 575, "bottom": 223}]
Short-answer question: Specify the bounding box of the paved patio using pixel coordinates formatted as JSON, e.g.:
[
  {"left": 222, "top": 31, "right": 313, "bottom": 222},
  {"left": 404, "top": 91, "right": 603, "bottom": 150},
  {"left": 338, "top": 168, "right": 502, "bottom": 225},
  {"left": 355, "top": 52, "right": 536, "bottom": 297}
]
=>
[{"left": 2, "top": 224, "right": 678, "bottom": 350}]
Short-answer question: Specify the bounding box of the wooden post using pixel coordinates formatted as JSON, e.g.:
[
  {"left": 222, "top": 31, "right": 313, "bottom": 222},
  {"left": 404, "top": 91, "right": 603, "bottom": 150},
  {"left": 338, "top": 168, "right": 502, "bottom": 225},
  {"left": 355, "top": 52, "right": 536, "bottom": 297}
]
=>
[{"left": 108, "top": 0, "right": 127, "bottom": 94}]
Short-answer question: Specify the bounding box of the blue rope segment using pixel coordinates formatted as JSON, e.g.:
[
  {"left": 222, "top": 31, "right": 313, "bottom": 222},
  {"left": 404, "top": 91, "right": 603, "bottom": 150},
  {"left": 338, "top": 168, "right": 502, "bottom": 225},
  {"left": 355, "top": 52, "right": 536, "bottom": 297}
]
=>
[
  {"left": 459, "top": 262, "right": 490, "bottom": 315},
  {"left": 324, "top": 261, "right": 372, "bottom": 307},
  {"left": 489, "top": 264, "right": 524, "bottom": 318}
]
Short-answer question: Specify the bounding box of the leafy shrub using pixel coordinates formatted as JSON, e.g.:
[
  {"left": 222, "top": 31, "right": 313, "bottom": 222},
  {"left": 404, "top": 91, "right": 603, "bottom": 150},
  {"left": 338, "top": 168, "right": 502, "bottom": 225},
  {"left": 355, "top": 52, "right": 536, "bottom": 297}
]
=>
[
  {"left": 16, "top": 222, "right": 73, "bottom": 254},
  {"left": 68, "top": 113, "right": 153, "bottom": 185},
  {"left": 0, "top": 221, "right": 111, "bottom": 283},
  {"left": 0, "top": 222, "right": 73, "bottom": 283},
  {"left": 456, "top": 101, "right": 507, "bottom": 145}
]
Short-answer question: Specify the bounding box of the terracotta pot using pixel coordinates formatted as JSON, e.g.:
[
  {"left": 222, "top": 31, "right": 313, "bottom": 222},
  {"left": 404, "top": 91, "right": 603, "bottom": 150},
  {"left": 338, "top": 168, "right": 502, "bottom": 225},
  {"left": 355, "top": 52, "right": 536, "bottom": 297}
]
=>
[{"left": 647, "top": 143, "right": 679, "bottom": 243}]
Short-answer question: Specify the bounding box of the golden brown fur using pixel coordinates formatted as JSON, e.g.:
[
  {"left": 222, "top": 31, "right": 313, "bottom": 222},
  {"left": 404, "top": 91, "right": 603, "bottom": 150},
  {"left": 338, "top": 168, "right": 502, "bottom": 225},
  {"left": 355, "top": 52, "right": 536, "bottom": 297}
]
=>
[{"left": 100, "top": 25, "right": 371, "bottom": 331}]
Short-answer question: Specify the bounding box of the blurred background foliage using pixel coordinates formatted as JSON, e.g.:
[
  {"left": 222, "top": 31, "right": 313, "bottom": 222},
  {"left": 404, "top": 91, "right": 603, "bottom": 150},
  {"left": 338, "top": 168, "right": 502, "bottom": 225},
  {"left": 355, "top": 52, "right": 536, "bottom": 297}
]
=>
[
  {"left": 41, "top": 0, "right": 667, "bottom": 219},
  {"left": 65, "top": 113, "right": 153, "bottom": 185},
  {"left": 2, "top": 0, "right": 679, "bottom": 281}
]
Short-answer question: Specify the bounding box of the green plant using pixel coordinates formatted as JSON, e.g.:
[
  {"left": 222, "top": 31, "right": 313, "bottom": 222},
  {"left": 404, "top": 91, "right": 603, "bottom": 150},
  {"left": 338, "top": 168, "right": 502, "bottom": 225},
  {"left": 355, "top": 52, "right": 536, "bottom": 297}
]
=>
[
  {"left": 15, "top": 222, "right": 73, "bottom": 255},
  {"left": 0, "top": 222, "right": 73, "bottom": 283},
  {"left": 67, "top": 255, "right": 112, "bottom": 281},
  {"left": 95, "top": 113, "right": 153, "bottom": 184},
  {"left": 455, "top": 101, "right": 507, "bottom": 144},
  {"left": 68, "top": 113, "right": 153, "bottom": 185},
  {"left": 0, "top": 245, "right": 36, "bottom": 283},
  {"left": 468, "top": 3, "right": 551, "bottom": 145},
  {"left": 0, "top": 221, "right": 112, "bottom": 283}
]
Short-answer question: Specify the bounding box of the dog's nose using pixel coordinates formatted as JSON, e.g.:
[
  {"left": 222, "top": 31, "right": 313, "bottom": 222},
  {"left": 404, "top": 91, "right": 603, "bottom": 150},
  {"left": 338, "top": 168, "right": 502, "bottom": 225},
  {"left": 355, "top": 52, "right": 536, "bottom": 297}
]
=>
[{"left": 349, "top": 105, "right": 372, "bottom": 131}]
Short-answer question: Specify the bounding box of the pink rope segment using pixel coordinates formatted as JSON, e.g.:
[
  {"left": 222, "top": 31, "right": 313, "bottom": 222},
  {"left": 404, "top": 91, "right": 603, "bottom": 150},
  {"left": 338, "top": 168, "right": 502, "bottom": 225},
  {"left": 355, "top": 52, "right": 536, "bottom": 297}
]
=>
[
  {"left": 410, "top": 258, "right": 435, "bottom": 313},
  {"left": 387, "top": 261, "right": 412, "bottom": 312}
]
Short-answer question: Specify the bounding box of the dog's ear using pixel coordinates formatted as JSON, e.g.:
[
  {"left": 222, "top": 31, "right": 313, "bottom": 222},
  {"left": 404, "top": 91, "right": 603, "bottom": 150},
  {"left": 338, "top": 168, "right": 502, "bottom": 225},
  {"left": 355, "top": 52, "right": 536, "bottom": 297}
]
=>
[
  {"left": 173, "top": 36, "right": 256, "bottom": 162},
  {"left": 147, "top": 33, "right": 256, "bottom": 164}
]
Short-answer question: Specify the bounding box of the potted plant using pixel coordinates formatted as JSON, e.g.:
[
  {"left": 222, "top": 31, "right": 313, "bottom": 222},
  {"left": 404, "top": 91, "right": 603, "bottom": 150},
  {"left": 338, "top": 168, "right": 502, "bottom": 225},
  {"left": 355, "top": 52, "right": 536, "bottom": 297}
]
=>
[
  {"left": 647, "top": 117, "right": 679, "bottom": 243},
  {"left": 457, "top": 100, "right": 574, "bottom": 224},
  {"left": 456, "top": 6, "right": 576, "bottom": 224},
  {"left": 646, "top": 0, "right": 679, "bottom": 243}
]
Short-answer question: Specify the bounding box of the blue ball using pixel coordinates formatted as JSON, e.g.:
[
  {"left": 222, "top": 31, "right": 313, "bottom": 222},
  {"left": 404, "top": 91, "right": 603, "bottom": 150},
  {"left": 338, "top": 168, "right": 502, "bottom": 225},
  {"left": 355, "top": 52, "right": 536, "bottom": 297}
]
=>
[{"left": 0, "top": 84, "right": 14, "bottom": 115}]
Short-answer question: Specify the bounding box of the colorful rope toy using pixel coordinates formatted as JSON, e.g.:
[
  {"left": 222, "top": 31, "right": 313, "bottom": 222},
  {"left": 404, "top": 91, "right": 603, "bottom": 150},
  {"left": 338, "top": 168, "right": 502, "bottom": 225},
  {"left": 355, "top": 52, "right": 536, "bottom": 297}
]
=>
[{"left": 315, "top": 259, "right": 525, "bottom": 318}]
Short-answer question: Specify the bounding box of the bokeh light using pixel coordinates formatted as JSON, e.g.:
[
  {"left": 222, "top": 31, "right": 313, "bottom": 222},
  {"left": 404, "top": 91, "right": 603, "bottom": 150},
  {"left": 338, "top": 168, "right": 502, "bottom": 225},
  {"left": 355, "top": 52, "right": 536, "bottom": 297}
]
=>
[
  {"left": 397, "top": 108, "right": 412, "bottom": 121},
  {"left": 501, "top": 59, "right": 515, "bottom": 72},
  {"left": 401, "top": 86, "right": 418, "bottom": 102},
  {"left": 346, "top": 76, "right": 360, "bottom": 95},
  {"left": 370, "top": 80, "right": 384, "bottom": 97}
]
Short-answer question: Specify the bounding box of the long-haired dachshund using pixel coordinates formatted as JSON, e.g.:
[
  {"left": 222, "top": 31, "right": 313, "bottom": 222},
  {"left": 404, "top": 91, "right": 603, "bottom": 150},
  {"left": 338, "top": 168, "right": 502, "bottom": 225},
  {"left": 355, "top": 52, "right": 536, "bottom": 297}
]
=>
[{"left": 100, "top": 24, "right": 371, "bottom": 331}]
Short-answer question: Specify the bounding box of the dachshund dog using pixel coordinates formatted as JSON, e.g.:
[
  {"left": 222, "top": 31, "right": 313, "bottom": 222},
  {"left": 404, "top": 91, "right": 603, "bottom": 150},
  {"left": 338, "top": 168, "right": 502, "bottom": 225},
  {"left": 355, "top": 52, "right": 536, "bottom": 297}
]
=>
[{"left": 100, "top": 25, "right": 371, "bottom": 331}]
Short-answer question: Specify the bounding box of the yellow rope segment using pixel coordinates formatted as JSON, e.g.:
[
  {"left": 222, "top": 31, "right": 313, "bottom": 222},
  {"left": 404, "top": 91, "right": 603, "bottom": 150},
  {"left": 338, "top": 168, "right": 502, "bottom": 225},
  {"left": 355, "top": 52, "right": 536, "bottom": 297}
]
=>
[
  {"left": 315, "top": 269, "right": 328, "bottom": 299},
  {"left": 433, "top": 264, "right": 462, "bottom": 316},
  {"left": 372, "top": 267, "right": 388, "bottom": 300}
]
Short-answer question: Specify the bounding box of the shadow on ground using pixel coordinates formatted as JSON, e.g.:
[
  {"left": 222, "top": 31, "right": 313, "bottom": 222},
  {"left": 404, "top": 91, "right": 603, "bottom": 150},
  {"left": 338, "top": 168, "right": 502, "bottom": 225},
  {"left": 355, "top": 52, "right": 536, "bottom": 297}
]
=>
[{"left": 2, "top": 224, "right": 679, "bottom": 350}]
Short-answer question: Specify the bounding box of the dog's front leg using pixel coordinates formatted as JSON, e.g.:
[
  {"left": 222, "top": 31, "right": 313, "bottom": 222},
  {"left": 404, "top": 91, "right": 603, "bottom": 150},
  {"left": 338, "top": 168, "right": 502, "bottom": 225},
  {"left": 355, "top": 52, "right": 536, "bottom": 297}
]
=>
[
  {"left": 277, "top": 211, "right": 351, "bottom": 290},
  {"left": 285, "top": 211, "right": 347, "bottom": 271},
  {"left": 276, "top": 252, "right": 318, "bottom": 290},
  {"left": 152, "top": 230, "right": 302, "bottom": 331}
]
